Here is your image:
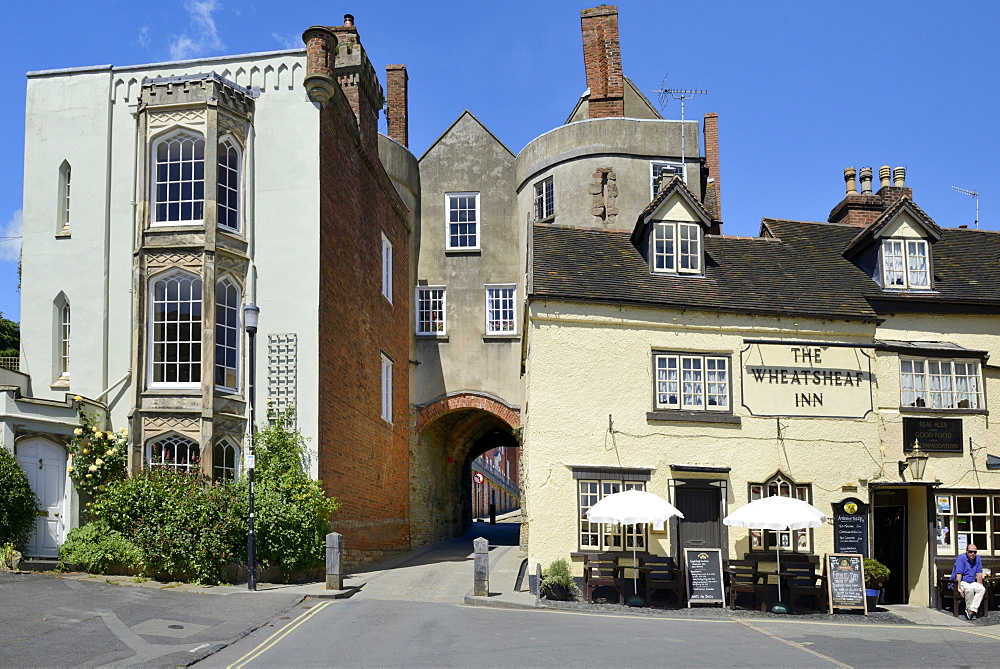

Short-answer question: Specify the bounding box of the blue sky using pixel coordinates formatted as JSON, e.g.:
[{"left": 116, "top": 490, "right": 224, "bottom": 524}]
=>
[{"left": 1, "top": 1, "right": 997, "bottom": 323}]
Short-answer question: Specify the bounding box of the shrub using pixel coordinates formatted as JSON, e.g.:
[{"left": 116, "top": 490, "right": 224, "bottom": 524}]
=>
[
  {"left": 0, "top": 447, "right": 37, "bottom": 551},
  {"left": 863, "top": 558, "right": 890, "bottom": 589},
  {"left": 90, "top": 469, "right": 245, "bottom": 584},
  {"left": 59, "top": 522, "right": 142, "bottom": 573},
  {"left": 541, "top": 558, "right": 580, "bottom": 599},
  {"left": 66, "top": 407, "right": 128, "bottom": 498}
]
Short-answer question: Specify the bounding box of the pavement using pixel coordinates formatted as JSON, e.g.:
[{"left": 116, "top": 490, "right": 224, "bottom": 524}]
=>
[{"left": 3, "top": 513, "right": 995, "bottom": 667}]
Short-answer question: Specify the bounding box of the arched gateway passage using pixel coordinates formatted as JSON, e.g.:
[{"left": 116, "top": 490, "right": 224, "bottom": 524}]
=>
[{"left": 411, "top": 393, "right": 520, "bottom": 546}]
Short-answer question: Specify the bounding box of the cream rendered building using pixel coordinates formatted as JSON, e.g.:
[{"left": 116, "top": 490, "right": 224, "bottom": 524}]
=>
[{"left": 523, "top": 170, "right": 1000, "bottom": 608}]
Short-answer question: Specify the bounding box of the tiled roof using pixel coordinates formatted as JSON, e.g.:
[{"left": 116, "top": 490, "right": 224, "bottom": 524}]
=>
[{"left": 531, "top": 218, "right": 1000, "bottom": 318}]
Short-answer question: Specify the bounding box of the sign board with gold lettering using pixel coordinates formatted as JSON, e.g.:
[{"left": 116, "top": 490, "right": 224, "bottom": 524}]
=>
[
  {"left": 903, "top": 417, "right": 962, "bottom": 453},
  {"left": 740, "top": 342, "right": 874, "bottom": 418}
]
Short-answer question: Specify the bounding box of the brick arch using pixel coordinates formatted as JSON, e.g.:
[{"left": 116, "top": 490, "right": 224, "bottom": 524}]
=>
[{"left": 415, "top": 392, "right": 520, "bottom": 433}]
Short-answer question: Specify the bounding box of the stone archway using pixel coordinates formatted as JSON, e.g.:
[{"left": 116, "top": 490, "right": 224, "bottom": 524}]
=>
[{"left": 410, "top": 392, "right": 520, "bottom": 547}]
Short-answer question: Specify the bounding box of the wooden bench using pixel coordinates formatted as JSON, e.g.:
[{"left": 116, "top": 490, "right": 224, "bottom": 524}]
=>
[
  {"left": 781, "top": 562, "right": 827, "bottom": 613},
  {"left": 639, "top": 555, "right": 683, "bottom": 606},
  {"left": 583, "top": 552, "right": 626, "bottom": 604},
  {"left": 935, "top": 555, "right": 999, "bottom": 617},
  {"left": 724, "top": 559, "right": 767, "bottom": 611}
]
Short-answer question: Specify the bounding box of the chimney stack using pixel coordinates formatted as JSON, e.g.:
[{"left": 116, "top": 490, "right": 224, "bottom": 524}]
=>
[
  {"left": 703, "top": 112, "right": 722, "bottom": 233},
  {"left": 385, "top": 65, "right": 409, "bottom": 148},
  {"left": 580, "top": 5, "right": 624, "bottom": 119},
  {"left": 302, "top": 26, "right": 338, "bottom": 104},
  {"left": 879, "top": 165, "right": 892, "bottom": 189},
  {"left": 859, "top": 167, "right": 873, "bottom": 195},
  {"left": 893, "top": 167, "right": 906, "bottom": 187},
  {"left": 329, "top": 14, "right": 384, "bottom": 162},
  {"left": 844, "top": 167, "right": 858, "bottom": 195},
  {"left": 829, "top": 164, "right": 914, "bottom": 227}
]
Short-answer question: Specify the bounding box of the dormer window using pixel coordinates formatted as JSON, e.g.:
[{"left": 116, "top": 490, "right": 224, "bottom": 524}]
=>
[
  {"left": 882, "top": 239, "right": 929, "bottom": 289},
  {"left": 651, "top": 221, "right": 701, "bottom": 274}
]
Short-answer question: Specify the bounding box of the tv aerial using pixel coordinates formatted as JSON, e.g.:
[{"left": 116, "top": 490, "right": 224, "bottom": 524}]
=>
[
  {"left": 652, "top": 75, "right": 707, "bottom": 184},
  {"left": 951, "top": 185, "right": 980, "bottom": 229}
]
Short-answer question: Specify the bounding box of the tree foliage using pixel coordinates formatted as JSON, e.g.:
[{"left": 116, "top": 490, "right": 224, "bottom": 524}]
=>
[
  {"left": 0, "top": 312, "right": 18, "bottom": 358},
  {"left": 0, "top": 447, "right": 37, "bottom": 551}
]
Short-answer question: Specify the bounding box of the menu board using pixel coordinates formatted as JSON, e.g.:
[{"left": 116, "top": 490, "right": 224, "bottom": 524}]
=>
[
  {"left": 826, "top": 553, "right": 867, "bottom": 614},
  {"left": 833, "top": 498, "right": 868, "bottom": 556},
  {"left": 684, "top": 548, "right": 724, "bottom": 607}
]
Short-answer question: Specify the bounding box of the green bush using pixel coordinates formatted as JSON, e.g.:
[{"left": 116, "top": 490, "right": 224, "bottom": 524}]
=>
[
  {"left": 0, "top": 447, "right": 37, "bottom": 551},
  {"left": 864, "top": 558, "right": 890, "bottom": 589},
  {"left": 90, "top": 469, "right": 245, "bottom": 584},
  {"left": 59, "top": 522, "right": 142, "bottom": 573},
  {"left": 541, "top": 558, "right": 580, "bottom": 598}
]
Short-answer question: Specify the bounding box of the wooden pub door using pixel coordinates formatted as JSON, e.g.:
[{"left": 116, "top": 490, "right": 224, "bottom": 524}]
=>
[{"left": 675, "top": 484, "right": 723, "bottom": 551}]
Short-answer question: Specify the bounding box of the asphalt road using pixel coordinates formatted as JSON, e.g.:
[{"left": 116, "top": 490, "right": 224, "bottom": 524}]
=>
[
  {"left": 0, "top": 571, "right": 301, "bottom": 668},
  {"left": 199, "top": 597, "right": 1000, "bottom": 667}
]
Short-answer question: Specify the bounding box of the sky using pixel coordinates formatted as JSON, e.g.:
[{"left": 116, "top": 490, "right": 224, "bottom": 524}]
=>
[{"left": 1, "top": 1, "right": 997, "bottom": 324}]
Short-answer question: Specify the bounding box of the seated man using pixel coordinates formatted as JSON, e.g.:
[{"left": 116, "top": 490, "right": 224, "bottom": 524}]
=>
[{"left": 952, "top": 544, "right": 986, "bottom": 620}]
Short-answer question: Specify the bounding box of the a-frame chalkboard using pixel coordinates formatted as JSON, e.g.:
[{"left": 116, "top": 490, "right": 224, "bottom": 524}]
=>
[
  {"left": 826, "top": 553, "right": 867, "bottom": 614},
  {"left": 684, "top": 548, "right": 725, "bottom": 607}
]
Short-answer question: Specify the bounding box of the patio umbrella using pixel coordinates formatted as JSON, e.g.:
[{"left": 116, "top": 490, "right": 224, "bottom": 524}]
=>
[
  {"left": 586, "top": 490, "right": 685, "bottom": 604},
  {"left": 723, "top": 496, "right": 828, "bottom": 605}
]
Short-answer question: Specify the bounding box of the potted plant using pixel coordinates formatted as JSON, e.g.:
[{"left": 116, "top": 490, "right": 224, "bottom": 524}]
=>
[
  {"left": 541, "top": 558, "right": 580, "bottom": 601},
  {"left": 863, "top": 558, "right": 890, "bottom": 610}
]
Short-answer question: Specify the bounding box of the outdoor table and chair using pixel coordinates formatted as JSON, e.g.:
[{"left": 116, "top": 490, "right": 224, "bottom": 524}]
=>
[{"left": 582, "top": 552, "right": 683, "bottom": 606}]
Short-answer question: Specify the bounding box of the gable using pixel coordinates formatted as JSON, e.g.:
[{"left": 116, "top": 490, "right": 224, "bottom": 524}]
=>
[
  {"left": 650, "top": 191, "right": 702, "bottom": 224},
  {"left": 878, "top": 211, "right": 930, "bottom": 240},
  {"left": 419, "top": 110, "right": 515, "bottom": 163}
]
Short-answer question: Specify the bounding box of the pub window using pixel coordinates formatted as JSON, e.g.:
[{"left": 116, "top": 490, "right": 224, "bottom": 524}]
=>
[
  {"left": 900, "top": 357, "right": 983, "bottom": 410},
  {"left": 654, "top": 352, "right": 729, "bottom": 411},
  {"left": 748, "top": 473, "right": 813, "bottom": 553},
  {"left": 578, "top": 479, "right": 646, "bottom": 551},
  {"left": 935, "top": 493, "right": 1000, "bottom": 556}
]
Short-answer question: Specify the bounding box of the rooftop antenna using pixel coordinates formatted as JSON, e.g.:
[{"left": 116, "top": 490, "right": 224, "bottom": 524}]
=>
[
  {"left": 951, "top": 186, "right": 980, "bottom": 229},
  {"left": 652, "top": 75, "right": 707, "bottom": 185}
]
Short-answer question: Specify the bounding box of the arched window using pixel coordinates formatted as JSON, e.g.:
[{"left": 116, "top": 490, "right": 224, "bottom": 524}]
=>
[
  {"left": 213, "top": 439, "right": 240, "bottom": 481},
  {"left": 748, "top": 472, "right": 813, "bottom": 553},
  {"left": 147, "top": 434, "right": 200, "bottom": 472},
  {"left": 149, "top": 270, "right": 202, "bottom": 387},
  {"left": 217, "top": 137, "right": 241, "bottom": 232},
  {"left": 59, "top": 302, "right": 71, "bottom": 377},
  {"left": 58, "top": 161, "right": 71, "bottom": 232},
  {"left": 152, "top": 130, "right": 205, "bottom": 225},
  {"left": 215, "top": 277, "right": 240, "bottom": 391}
]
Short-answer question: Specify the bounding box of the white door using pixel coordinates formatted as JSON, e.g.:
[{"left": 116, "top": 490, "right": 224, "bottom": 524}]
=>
[{"left": 16, "top": 439, "right": 67, "bottom": 558}]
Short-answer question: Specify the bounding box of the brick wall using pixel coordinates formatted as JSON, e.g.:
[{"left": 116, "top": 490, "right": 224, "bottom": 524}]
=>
[
  {"left": 385, "top": 64, "right": 408, "bottom": 148},
  {"left": 316, "top": 80, "right": 411, "bottom": 560},
  {"left": 703, "top": 112, "right": 722, "bottom": 225},
  {"left": 581, "top": 5, "right": 624, "bottom": 119}
]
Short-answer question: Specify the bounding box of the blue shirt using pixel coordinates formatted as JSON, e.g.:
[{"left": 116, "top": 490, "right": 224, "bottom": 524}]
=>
[{"left": 952, "top": 552, "right": 983, "bottom": 584}]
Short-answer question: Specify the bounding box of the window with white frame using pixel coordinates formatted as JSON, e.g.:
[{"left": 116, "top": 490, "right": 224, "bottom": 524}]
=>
[
  {"left": 149, "top": 271, "right": 203, "bottom": 387},
  {"left": 654, "top": 353, "right": 729, "bottom": 411},
  {"left": 651, "top": 160, "right": 684, "bottom": 198},
  {"left": 380, "top": 353, "right": 392, "bottom": 423},
  {"left": 749, "top": 473, "right": 813, "bottom": 552},
  {"left": 578, "top": 479, "right": 647, "bottom": 551},
  {"left": 416, "top": 286, "right": 446, "bottom": 335},
  {"left": 533, "top": 177, "right": 554, "bottom": 221},
  {"left": 147, "top": 434, "right": 201, "bottom": 472},
  {"left": 881, "top": 239, "right": 930, "bottom": 289},
  {"left": 152, "top": 130, "right": 205, "bottom": 225},
  {"left": 650, "top": 221, "right": 701, "bottom": 274},
  {"left": 935, "top": 493, "right": 1000, "bottom": 556},
  {"left": 58, "top": 161, "right": 71, "bottom": 231},
  {"left": 59, "top": 302, "right": 71, "bottom": 377},
  {"left": 900, "top": 358, "right": 982, "bottom": 409},
  {"left": 213, "top": 439, "right": 240, "bottom": 481},
  {"left": 217, "top": 137, "right": 241, "bottom": 231},
  {"left": 446, "top": 192, "right": 479, "bottom": 250},
  {"left": 381, "top": 232, "right": 393, "bottom": 303},
  {"left": 215, "top": 277, "right": 240, "bottom": 391},
  {"left": 485, "top": 285, "right": 516, "bottom": 335}
]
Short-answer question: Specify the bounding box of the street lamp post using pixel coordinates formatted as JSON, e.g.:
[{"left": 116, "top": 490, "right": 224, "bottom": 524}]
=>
[{"left": 243, "top": 303, "right": 260, "bottom": 591}]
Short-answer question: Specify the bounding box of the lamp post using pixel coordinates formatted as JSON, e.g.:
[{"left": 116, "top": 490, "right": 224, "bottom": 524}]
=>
[{"left": 243, "top": 303, "right": 260, "bottom": 591}]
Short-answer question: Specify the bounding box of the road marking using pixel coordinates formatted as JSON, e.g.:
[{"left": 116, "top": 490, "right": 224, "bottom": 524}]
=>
[
  {"left": 455, "top": 604, "right": 734, "bottom": 624},
  {"left": 189, "top": 643, "right": 210, "bottom": 653},
  {"left": 956, "top": 628, "right": 1000, "bottom": 641},
  {"left": 227, "top": 601, "right": 331, "bottom": 669},
  {"left": 736, "top": 619, "right": 851, "bottom": 668}
]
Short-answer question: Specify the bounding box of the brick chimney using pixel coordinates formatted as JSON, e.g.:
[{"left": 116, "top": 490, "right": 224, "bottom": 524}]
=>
[
  {"left": 828, "top": 165, "right": 913, "bottom": 226},
  {"left": 703, "top": 113, "right": 722, "bottom": 232},
  {"left": 330, "top": 14, "right": 384, "bottom": 161},
  {"left": 302, "top": 26, "right": 338, "bottom": 104},
  {"left": 580, "top": 5, "right": 624, "bottom": 119},
  {"left": 385, "top": 64, "right": 408, "bottom": 148}
]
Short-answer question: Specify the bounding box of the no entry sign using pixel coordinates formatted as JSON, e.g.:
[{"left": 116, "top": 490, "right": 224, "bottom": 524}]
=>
[{"left": 472, "top": 472, "right": 485, "bottom": 485}]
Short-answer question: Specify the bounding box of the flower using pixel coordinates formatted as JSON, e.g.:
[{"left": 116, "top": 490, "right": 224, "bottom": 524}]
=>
[
  {"left": 88, "top": 465, "right": 98, "bottom": 472},
  {"left": 107, "top": 448, "right": 117, "bottom": 455},
  {"left": 92, "top": 426, "right": 100, "bottom": 434},
  {"left": 95, "top": 459, "right": 104, "bottom": 466},
  {"left": 73, "top": 428, "right": 83, "bottom": 436},
  {"left": 119, "top": 427, "right": 127, "bottom": 434},
  {"left": 73, "top": 395, "right": 82, "bottom": 401},
  {"left": 86, "top": 473, "right": 92, "bottom": 478},
  {"left": 67, "top": 466, "right": 74, "bottom": 473},
  {"left": 82, "top": 449, "right": 89, "bottom": 455}
]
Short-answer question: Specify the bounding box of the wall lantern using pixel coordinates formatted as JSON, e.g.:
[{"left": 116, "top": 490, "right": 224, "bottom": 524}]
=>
[{"left": 898, "top": 438, "right": 929, "bottom": 480}]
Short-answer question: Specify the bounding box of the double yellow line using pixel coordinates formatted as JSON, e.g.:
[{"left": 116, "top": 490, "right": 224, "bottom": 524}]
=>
[{"left": 227, "top": 600, "right": 332, "bottom": 668}]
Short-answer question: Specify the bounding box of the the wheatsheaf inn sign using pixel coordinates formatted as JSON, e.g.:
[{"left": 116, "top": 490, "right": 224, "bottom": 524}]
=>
[{"left": 740, "top": 341, "right": 874, "bottom": 418}]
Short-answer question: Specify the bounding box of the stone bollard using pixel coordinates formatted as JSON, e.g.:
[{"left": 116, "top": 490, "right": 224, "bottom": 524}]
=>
[
  {"left": 325, "top": 532, "right": 343, "bottom": 590},
  {"left": 535, "top": 563, "right": 542, "bottom": 606},
  {"left": 473, "top": 537, "right": 489, "bottom": 596}
]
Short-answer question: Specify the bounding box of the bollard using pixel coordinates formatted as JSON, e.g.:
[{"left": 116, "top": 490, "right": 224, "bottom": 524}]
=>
[
  {"left": 535, "top": 563, "right": 542, "bottom": 606},
  {"left": 325, "top": 532, "right": 343, "bottom": 590},
  {"left": 473, "top": 536, "right": 489, "bottom": 596}
]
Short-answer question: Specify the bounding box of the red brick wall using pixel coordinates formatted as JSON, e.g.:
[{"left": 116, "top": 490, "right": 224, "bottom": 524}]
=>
[
  {"left": 385, "top": 65, "right": 408, "bottom": 148},
  {"left": 703, "top": 113, "right": 721, "bottom": 222},
  {"left": 317, "top": 82, "right": 411, "bottom": 558},
  {"left": 581, "top": 5, "right": 624, "bottom": 119}
]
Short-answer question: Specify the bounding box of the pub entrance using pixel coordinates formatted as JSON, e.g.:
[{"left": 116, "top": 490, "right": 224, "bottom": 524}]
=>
[
  {"left": 874, "top": 500, "right": 908, "bottom": 604},
  {"left": 673, "top": 480, "right": 725, "bottom": 554}
]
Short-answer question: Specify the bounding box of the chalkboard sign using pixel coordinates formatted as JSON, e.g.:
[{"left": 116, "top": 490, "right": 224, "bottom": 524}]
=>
[
  {"left": 833, "top": 498, "right": 868, "bottom": 556},
  {"left": 826, "top": 553, "right": 867, "bottom": 614},
  {"left": 684, "top": 548, "right": 725, "bottom": 607}
]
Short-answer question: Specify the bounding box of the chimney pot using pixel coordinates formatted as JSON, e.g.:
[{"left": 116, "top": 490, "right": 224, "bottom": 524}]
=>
[
  {"left": 894, "top": 167, "right": 906, "bottom": 187},
  {"left": 344, "top": 14, "right": 354, "bottom": 27},
  {"left": 844, "top": 167, "right": 858, "bottom": 195},
  {"left": 860, "top": 167, "right": 873, "bottom": 195},
  {"left": 879, "top": 165, "right": 891, "bottom": 189}
]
